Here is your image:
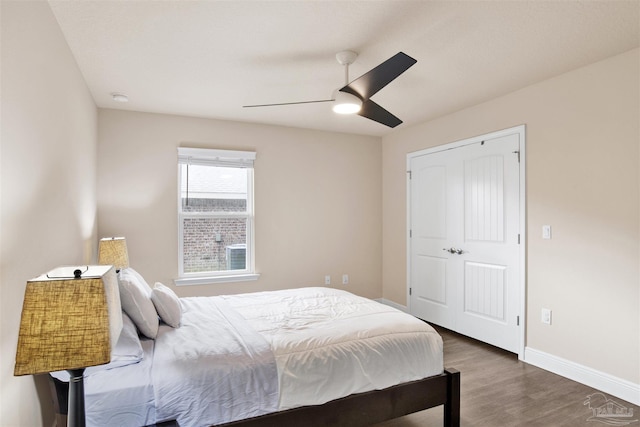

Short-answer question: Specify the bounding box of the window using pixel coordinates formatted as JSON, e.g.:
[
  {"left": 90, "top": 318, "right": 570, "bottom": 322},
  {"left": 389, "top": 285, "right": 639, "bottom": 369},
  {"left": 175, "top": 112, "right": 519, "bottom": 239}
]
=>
[{"left": 175, "top": 148, "right": 257, "bottom": 285}]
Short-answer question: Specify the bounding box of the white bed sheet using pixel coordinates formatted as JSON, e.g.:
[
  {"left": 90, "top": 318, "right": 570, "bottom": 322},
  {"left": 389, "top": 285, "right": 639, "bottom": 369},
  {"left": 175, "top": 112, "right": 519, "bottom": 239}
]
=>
[
  {"left": 85, "top": 339, "right": 155, "bottom": 427},
  {"left": 50, "top": 318, "right": 156, "bottom": 427},
  {"left": 221, "top": 287, "right": 444, "bottom": 410}
]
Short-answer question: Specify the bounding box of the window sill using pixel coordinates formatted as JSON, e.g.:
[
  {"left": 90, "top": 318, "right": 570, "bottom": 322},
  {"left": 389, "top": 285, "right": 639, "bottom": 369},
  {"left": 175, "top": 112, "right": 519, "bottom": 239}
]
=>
[{"left": 174, "top": 273, "right": 260, "bottom": 286}]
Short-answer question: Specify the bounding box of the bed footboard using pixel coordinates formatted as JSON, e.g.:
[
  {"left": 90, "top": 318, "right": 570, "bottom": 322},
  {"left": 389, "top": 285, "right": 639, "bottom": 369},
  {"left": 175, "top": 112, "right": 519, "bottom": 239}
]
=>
[{"left": 218, "top": 368, "right": 460, "bottom": 427}]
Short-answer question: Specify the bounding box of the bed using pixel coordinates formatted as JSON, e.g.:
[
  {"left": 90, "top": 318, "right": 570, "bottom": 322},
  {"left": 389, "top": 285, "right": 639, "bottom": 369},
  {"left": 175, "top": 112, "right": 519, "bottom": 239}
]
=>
[{"left": 50, "top": 269, "right": 460, "bottom": 427}]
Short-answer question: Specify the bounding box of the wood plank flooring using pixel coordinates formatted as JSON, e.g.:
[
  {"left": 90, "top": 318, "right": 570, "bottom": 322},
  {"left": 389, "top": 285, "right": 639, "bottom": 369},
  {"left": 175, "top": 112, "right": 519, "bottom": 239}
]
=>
[{"left": 375, "top": 325, "right": 639, "bottom": 427}]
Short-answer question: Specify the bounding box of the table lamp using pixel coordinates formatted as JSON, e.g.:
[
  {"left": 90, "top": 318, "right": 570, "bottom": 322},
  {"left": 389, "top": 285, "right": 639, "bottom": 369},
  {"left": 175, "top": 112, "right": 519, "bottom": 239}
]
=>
[
  {"left": 98, "top": 237, "right": 129, "bottom": 272},
  {"left": 14, "top": 265, "right": 122, "bottom": 427}
]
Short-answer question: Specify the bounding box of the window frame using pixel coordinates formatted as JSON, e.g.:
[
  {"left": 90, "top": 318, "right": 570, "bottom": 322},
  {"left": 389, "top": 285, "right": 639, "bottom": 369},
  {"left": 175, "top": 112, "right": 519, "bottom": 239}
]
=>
[{"left": 175, "top": 147, "right": 258, "bottom": 286}]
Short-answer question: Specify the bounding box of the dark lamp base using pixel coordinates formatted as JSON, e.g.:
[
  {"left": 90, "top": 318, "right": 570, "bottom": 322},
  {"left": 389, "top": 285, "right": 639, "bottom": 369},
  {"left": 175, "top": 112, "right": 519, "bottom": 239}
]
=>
[{"left": 67, "top": 368, "right": 86, "bottom": 427}]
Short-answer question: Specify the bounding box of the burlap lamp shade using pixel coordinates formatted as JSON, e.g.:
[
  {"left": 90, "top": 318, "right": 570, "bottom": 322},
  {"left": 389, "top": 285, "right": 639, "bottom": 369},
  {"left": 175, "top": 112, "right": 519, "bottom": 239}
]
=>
[{"left": 98, "top": 237, "right": 129, "bottom": 271}]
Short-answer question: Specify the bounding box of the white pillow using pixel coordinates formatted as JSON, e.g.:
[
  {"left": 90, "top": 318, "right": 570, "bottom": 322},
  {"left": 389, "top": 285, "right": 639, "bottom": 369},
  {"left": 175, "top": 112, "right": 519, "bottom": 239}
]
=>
[
  {"left": 128, "top": 267, "right": 152, "bottom": 290},
  {"left": 118, "top": 268, "right": 159, "bottom": 339},
  {"left": 151, "top": 282, "right": 182, "bottom": 328}
]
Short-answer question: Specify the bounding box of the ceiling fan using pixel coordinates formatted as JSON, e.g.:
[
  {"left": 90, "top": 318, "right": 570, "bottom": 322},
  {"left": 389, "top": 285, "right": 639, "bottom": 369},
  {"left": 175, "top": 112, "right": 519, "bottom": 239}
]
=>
[{"left": 243, "top": 51, "right": 417, "bottom": 128}]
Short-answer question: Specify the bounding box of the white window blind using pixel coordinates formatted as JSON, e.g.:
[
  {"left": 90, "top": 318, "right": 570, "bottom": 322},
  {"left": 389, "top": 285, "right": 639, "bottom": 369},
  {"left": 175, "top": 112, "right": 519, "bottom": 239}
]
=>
[{"left": 177, "top": 147, "right": 256, "bottom": 168}]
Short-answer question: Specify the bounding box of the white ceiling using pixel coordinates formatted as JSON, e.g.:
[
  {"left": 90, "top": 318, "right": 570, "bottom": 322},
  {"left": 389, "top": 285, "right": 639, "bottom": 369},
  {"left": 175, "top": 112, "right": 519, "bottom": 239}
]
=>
[{"left": 49, "top": 1, "right": 639, "bottom": 137}]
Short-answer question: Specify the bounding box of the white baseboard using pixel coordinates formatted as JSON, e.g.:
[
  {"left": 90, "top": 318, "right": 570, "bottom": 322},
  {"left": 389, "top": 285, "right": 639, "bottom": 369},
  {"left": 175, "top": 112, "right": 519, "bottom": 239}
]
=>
[
  {"left": 374, "top": 298, "right": 408, "bottom": 313},
  {"left": 525, "top": 347, "right": 640, "bottom": 406}
]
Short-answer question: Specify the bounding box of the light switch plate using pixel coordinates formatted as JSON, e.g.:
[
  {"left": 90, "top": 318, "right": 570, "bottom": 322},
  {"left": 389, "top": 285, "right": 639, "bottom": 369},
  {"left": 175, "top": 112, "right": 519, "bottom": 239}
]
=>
[{"left": 542, "top": 225, "right": 552, "bottom": 239}]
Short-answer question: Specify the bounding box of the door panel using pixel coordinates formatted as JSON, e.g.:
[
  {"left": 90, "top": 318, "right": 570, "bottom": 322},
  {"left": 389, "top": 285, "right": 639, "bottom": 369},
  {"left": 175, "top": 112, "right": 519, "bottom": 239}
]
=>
[
  {"left": 414, "top": 165, "right": 447, "bottom": 239},
  {"left": 414, "top": 255, "right": 447, "bottom": 305},
  {"left": 463, "top": 261, "right": 506, "bottom": 321},
  {"left": 464, "top": 154, "right": 504, "bottom": 242}
]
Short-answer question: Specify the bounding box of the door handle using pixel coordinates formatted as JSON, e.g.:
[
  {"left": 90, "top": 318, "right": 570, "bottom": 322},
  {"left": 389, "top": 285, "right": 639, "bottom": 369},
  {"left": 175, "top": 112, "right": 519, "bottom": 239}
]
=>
[{"left": 443, "top": 247, "right": 465, "bottom": 255}]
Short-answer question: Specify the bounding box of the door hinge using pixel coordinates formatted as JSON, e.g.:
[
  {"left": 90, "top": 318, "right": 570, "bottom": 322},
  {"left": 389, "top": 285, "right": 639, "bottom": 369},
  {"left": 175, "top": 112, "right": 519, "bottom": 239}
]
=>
[
  {"left": 517, "top": 315, "right": 520, "bottom": 326},
  {"left": 409, "top": 229, "right": 412, "bottom": 238},
  {"left": 512, "top": 150, "right": 520, "bottom": 163},
  {"left": 409, "top": 287, "right": 412, "bottom": 296},
  {"left": 518, "top": 234, "right": 520, "bottom": 244},
  {"left": 407, "top": 170, "right": 412, "bottom": 179}
]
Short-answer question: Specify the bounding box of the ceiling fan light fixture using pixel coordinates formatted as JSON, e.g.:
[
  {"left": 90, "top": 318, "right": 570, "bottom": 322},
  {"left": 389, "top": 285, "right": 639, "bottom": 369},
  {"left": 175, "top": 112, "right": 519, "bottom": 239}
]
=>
[{"left": 332, "top": 91, "right": 362, "bottom": 114}]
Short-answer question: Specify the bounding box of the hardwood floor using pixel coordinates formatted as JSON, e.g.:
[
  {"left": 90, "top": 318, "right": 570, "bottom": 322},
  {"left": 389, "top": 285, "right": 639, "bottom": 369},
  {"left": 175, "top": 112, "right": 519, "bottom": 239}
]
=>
[{"left": 375, "top": 325, "right": 639, "bottom": 427}]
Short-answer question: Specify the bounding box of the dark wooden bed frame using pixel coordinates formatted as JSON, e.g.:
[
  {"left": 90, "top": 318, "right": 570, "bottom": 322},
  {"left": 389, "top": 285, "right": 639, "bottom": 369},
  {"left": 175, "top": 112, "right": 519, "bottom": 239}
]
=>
[{"left": 49, "top": 368, "right": 460, "bottom": 427}]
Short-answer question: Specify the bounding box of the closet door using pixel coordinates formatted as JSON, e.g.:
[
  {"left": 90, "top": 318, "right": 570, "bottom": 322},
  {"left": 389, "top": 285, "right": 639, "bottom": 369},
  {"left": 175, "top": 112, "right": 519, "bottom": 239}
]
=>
[{"left": 409, "top": 132, "right": 521, "bottom": 353}]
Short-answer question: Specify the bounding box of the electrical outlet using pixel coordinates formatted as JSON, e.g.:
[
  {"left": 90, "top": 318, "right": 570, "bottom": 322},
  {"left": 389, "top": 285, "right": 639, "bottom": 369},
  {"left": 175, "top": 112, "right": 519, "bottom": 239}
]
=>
[
  {"left": 342, "top": 274, "right": 349, "bottom": 285},
  {"left": 324, "top": 275, "right": 331, "bottom": 285},
  {"left": 541, "top": 308, "right": 552, "bottom": 325}
]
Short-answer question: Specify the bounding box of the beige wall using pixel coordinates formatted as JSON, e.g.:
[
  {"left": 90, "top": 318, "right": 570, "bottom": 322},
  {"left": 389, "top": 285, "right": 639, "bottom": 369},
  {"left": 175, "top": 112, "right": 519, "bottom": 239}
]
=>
[
  {"left": 97, "top": 109, "right": 382, "bottom": 299},
  {"left": 382, "top": 49, "right": 639, "bottom": 384},
  {"left": 1, "top": 2, "right": 99, "bottom": 426}
]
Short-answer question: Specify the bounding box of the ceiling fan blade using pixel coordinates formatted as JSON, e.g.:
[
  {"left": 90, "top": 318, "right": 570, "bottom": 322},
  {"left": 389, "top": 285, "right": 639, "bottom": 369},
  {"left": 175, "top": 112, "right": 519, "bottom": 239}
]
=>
[
  {"left": 341, "top": 52, "right": 417, "bottom": 100},
  {"left": 243, "top": 99, "right": 334, "bottom": 108},
  {"left": 358, "top": 99, "right": 402, "bottom": 128}
]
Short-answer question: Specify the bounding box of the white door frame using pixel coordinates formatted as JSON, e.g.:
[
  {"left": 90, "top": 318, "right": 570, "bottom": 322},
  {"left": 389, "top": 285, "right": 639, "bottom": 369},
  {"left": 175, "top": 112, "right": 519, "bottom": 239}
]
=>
[{"left": 406, "top": 125, "right": 526, "bottom": 360}]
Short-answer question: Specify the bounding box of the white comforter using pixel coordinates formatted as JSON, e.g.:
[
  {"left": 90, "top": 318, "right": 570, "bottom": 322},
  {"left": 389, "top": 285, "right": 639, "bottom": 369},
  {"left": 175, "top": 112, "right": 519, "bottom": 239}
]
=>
[
  {"left": 221, "top": 287, "right": 444, "bottom": 411},
  {"left": 74, "top": 287, "right": 442, "bottom": 427},
  {"left": 152, "top": 296, "right": 279, "bottom": 427}
]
